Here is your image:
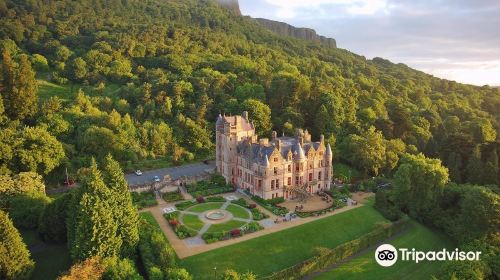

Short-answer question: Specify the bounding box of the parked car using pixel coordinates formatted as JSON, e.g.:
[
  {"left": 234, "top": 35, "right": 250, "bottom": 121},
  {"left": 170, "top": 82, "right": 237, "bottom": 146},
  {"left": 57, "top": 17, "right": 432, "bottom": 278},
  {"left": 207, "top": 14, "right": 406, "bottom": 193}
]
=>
[
  {"left": 134, "top": 170, "right": 143, "bottom": 176},
  {"left": 63, "top": 179, "right": 76, "bottom": 186},
  {"left": 153, "top": 175, "right": 161, "bottom": 182}
]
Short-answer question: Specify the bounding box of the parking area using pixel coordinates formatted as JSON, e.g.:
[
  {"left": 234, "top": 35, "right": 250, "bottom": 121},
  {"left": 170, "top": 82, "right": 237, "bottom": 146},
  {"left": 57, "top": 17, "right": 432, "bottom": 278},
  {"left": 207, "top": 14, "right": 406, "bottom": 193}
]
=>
[{"left": 126, "top": 162, "right": 216, "bottom": 186}]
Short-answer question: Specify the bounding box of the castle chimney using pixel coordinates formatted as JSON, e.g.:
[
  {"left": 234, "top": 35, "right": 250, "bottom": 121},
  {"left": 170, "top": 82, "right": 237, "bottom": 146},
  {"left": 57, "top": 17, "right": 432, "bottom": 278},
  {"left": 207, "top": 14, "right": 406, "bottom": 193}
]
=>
[
  {"left": 259, "top": 138, "right": 269, "bottom": 146},
  {"left": 320, "top": 134, "right": 324, "bottom": 144},
  {"left": 242, "top": 111, "right": 248, "bottom": 120},
  {"left": 272, "top": 131, "right": 277, "bottom": 141}
]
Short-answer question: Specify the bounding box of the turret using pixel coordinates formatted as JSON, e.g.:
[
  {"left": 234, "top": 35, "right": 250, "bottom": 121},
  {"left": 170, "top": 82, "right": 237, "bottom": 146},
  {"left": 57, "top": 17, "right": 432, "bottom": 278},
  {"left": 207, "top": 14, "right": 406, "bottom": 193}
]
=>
[
  {"left": 264, "top": 154, "right": 270, "bottom": 167},
  {"left": 326, "top": 143, "right": 333, "bottom": 161},
  {"left": 295, "top": 143, "right": 306, "bottom": 160}
]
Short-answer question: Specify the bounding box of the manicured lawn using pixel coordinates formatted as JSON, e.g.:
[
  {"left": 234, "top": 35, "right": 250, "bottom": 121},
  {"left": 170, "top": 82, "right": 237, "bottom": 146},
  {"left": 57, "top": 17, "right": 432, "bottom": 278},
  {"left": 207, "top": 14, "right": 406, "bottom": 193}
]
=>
[
  {"left": 206, "top": 220, "right": 247, "bottom": 233},
  {"left": 182, "top": 214, "right": 205, "bottom": 231},
  {"left": 139, "top": 211, "right": 159, "bottom": 227},
  {"left": 312, "top": 221, "right": 453, "bottom": 280},
  {"left": 181, "top": 203, "right": 388, "bottom": 279},
  {"left": 187, "top": 202, "right": 224, "bottom": 213},
  {"left": 21, "top": 230, "right": 71, "bottom": 280},
  {"left": 226, "top": 204, "right": 250, "bottom": 219},
  {"left": 38, "top": 79, "right": 122, "bottom": 102}
]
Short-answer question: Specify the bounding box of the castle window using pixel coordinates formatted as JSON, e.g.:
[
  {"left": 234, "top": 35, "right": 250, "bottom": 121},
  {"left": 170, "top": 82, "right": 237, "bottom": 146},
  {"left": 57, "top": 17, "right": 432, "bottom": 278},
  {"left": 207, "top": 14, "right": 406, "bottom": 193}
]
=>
[
  {"left": 274, "top": 167, "right": 278, "bottom": 175},
  {"left": 309, "top": 173, "right": 312, "bottom": 181},
  {"left": 296, "top": 165, "right": 299, "bottom": 172},
  {"left": 258, "top": 180, "right": 262, "bottom": 188},
  {"left": 295, "top": 176, "right": 299, "bottom": 185},
  {"left": 276, "top": 179, "right": 279, "bottom": 188},
  {"left": 288, "top": 165, "right": 291, "bottom": 172},
  {"left": 318, "top": 171, "right": 322, "bottom": 180},
  {"left": 274, "top": 157, "right": 278, "bottom": 162},
  {"left": 288, "top": 177, "right": 291, "bottom": 185},
  {"left": 271, "top": 180, "right": 275, "bottom": 188}
]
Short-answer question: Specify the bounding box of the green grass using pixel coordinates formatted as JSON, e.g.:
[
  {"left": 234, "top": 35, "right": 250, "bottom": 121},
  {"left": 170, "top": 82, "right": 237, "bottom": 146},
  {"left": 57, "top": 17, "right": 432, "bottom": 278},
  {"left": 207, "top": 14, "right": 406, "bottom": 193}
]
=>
[
  {"left": 126, "top": 156, "right": 174, "bottom": 172},
  {"left": 181, "top": 203, "right": 388, "bottom": 279},
  {"left": 225, "top": 204, "right": 250, "bottom": 219},
  {"left": 312, "top": 221, "right": 453, "bottom": 280},
  {"left": 187, "top": 202, "right": 224, "bottom": 213},
  {"left": 38, "top": 79, "right": 122, "bottom": 102},
  {"left": 182, "top": 214, "right": 205, "bottom": 231},
  {"left": 139, "top": 211, "right": 159, "bottom": 227},
  {"left": 131, "top": 191, "right": 158, "bottom": 209},
  {"left": 20, "top": 230, "right": 71, "bottom": 280},
  {"left": 206, "top": 220, "right": 247, "bottom": 233}
]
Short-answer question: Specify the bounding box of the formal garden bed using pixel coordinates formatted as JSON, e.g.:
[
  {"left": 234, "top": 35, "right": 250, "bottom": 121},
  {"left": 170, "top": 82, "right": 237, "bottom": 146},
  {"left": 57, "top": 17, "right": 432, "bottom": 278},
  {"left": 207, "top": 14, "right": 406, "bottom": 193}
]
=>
[
  {"left": 231, "top": 198, "right": 269, "bottom": 220},
  {"left": 246, "top": 192, "right": 289, "bottom": 216},
  {"left": 202, "top": 221, "right": 263, "bottom": 244},
  {"left": 131, "top": 191, "right": 158, "bottom": 209},
  {"left": 186, "top": 174, "right": 234, "bottom": 197},
  {"left": 166, "top": 198, "right": 264, "bottom": 243},
  {"left": 162, "top": 189, "right": 184, "bottom": 202},
  {"left": 163, "top": 211, "right": 198, "bottom": 239}
]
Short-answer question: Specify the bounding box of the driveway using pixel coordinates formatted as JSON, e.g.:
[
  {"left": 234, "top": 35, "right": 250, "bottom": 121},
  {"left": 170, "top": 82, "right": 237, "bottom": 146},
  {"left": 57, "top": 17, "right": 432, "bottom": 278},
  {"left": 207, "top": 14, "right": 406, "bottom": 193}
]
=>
[{"left": 126, "top": 162, "right": 216, "bottom": 186}]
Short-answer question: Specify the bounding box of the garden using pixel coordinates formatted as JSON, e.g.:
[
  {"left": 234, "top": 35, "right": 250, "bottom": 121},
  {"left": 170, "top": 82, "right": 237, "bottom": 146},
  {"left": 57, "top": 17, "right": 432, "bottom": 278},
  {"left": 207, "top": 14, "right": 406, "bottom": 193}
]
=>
[
  {"left": 181, "top": 199, "right": 389, "bottom": 279},
  {"left": 131, "top": 191, "right": 158, "bottom": 209},
  {"left": 165, "top": 198, "right": 264, "bottom": 243},
  {"left": 186, "top": 175, "right": 234, "bottom": 197},
  {"left": 246, "top": 192, "right": 289, "bottom": 216},
  {"left": 162, "top": 189, "right": 184, "bottom": 202}
]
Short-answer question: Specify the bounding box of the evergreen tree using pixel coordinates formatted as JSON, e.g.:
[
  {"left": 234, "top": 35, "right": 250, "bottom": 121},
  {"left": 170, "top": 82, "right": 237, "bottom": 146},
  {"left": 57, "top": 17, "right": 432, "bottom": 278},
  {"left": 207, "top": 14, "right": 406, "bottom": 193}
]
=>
[
  {"left": 466, "top": 145, "right": 483, "bottom": 184},
  {"left": 68, "top": 159, "right": 122, "bottom": 262},
  {"left": 102, "top": 154, "right": 139, "bottom": 258},
  {"left": 2, "top": 53, "right": 38, "bottom": 121},
  {"left": 0, "top": 210, "right": 34, "bottom": 280},
  {"left": 482, "top": 149, "right": 499, "bottom": 186}
]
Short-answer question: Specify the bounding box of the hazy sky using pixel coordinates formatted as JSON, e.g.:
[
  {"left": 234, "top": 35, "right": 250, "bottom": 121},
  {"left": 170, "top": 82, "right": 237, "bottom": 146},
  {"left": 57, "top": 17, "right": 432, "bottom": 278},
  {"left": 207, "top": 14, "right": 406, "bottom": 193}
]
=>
[{"left": 239, "top": 0, "right": 500, "bottom": 86}]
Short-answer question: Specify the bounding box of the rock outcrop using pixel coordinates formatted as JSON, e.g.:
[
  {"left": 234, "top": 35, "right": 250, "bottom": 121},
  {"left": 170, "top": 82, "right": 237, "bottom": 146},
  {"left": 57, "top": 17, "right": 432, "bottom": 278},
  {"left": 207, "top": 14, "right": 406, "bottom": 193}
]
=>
[
  {"left": 255, "top": 18, "right": 336, "bottom": 48},
  {"left": 215, "top": 0, "right": 336, "bottom": 48}
]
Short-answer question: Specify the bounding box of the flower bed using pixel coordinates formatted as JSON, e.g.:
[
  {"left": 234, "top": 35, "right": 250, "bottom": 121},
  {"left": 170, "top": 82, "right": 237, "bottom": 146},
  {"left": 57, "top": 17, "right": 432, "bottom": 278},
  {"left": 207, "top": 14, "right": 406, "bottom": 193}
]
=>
[
  {"left": 162, "top": 189, "right": 183, "bottom": 202},
  {"left": 201, "top": 221, "right": 263, "bottom": 244},
  {"left": 205, "top": 196, "right": 226, "bottom": 202},
  {"left": 174, "top": 200, "right": 197, "bottom": 210},
  {"left": 231, "top": 198, "right": 269, "bottom": 220},
  {"left": 245, "top": 192, "right": 288, "bottom": 216},
  {"left": 186, "top": 175, "right": 234, "bottom": 197},
  {"left": 163, "top": 212, "right": 197, "bottom": 239}
]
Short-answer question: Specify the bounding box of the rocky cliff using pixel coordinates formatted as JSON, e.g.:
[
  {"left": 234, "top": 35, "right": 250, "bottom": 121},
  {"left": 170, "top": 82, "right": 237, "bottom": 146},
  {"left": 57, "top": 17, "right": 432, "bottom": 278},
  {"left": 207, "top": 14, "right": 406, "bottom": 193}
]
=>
[
  {"left": 215, "top": 0, "right": 336, "bottom": 48},
  {"left": 255, "top": 18, "right": 337, "bottom": 48}
]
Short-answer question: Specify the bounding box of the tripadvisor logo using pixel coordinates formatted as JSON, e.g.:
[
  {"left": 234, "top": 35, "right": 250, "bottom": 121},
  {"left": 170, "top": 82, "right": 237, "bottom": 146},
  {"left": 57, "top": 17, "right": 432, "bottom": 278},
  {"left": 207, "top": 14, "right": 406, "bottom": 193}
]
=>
[{"left": 375, "top": 244, "right": 482, "bottom": 267}]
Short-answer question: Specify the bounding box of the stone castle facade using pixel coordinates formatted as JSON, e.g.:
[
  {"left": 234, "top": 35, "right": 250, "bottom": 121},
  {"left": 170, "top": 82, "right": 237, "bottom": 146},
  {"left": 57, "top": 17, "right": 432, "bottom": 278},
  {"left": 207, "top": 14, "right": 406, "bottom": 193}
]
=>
[{"left": 216, "top": 112, "right": 333, "bottom": 200}]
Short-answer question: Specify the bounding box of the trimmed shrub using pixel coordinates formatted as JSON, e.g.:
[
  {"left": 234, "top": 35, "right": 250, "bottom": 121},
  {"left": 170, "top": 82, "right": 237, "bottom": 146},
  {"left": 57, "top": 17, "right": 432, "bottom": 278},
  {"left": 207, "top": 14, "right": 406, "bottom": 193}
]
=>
[
  {"left": 38, "top": 191, "right": 73, "bottom": 243},
  {"left": 206, "top": 196, "right": 226, "bottom": 202},
  {"left": 175, "top": 200, "right": 197, "bottom": 210}
]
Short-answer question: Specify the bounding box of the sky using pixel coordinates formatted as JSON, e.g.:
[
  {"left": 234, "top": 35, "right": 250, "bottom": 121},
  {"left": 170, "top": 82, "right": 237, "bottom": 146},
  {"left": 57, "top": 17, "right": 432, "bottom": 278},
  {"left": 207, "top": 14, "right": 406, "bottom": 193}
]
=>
[{"left": 239, "top": 0, "right": 500, "bottom": 86}]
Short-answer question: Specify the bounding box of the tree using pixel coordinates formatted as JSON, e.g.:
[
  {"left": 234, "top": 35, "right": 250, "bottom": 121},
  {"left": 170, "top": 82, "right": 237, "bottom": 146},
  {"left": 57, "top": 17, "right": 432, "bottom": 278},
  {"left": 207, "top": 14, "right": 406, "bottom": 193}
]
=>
[
  {"left": 221, "top": 269, "right": 256, "bottom": 280},
  {"left": 2, "top": 53, "right": 38, "bottom": 121},
  {"left": 0, "top": 210, "right": 34, "bottom": 280},
  {"left": 38, "top": 191, "right": 73, "bottom": 243},
  {"left": 15, "top": 126, "right": 65, "bottom": 174},
  {"left": 102, "top": 155, "right": 139, "bottom": 258},
  {"left": 447, "top": 152, "right": 463, "bottom": 183},
  {"left": 466, "top": 145, "right": 483, "bottom": 184},
  {"left": 68, "top": 160, "right": 122, "bottom": 261},
  {"left": 102, "top": 257, "right": 142, "bottom": 280},
  {"left": 339, "top": 127, "right": 386, "bottom": 176},
  {"left": 241, "top": 99, "right": 272, "bottom": 136},
  {"left": 482, "top": 149, "right": 498, "bottom": 186},
  {"left": 393, "top": 153, "right": 449, "bottom": 218},
  {"left": 58, "top": 256, "right": 105, "bottom": 280},
  {"left": 70, "top": 57, "right": 87, "bottom": 81}
]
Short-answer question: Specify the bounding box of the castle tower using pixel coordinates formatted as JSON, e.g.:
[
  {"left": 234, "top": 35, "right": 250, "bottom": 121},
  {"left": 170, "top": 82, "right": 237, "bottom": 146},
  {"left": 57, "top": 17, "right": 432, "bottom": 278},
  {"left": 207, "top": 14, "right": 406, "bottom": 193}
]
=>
[{"left": 215, "top": 111, "right": 255, "bottom": 185}]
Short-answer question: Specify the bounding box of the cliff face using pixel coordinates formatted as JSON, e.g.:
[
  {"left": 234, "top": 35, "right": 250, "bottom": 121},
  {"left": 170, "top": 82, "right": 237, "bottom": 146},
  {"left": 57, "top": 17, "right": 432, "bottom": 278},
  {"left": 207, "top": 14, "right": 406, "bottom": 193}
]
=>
[
  {"left": 215, "top": 0, "right": 241, "bottom": 15},
  {"left": 215, "top": 0, "right": 336, "bottom": 48},
  {"left": 255, "top": 18, "right": 337, "bottom": 48}
]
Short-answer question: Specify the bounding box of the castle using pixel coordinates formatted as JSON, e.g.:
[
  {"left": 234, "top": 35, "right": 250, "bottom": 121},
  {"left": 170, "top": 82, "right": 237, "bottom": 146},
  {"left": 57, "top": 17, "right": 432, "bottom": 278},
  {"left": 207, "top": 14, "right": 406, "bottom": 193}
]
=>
[{"left": 216, "top": 112, "right": 333, "bottom": 200}]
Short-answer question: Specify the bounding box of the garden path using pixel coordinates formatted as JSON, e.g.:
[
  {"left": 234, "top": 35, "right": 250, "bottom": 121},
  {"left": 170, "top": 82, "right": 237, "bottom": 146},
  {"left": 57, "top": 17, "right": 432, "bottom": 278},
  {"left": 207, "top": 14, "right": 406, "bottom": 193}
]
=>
[{"left": 139, "top": 191, "right": 374, "bottom": 258}]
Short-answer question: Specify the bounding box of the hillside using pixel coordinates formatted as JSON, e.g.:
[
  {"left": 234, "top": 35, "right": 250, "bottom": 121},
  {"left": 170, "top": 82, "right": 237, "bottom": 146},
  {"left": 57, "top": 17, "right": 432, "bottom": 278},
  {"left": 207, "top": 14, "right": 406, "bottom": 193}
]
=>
[{"left": 0, "top": 0, "right": 499, "bottom": 187}]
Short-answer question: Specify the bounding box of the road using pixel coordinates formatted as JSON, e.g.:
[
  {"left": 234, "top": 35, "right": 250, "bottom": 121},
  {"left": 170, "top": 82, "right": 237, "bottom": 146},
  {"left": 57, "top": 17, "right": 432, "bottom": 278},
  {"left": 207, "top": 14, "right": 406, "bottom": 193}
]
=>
[{"left": 126, "top": 162, "right": 216, "bottom": 186}]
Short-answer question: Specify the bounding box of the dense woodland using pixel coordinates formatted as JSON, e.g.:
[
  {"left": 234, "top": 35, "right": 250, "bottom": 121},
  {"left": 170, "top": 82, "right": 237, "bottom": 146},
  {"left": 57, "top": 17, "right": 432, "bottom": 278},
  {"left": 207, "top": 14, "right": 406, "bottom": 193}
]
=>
[{"left": 0, "top": 0, "right": 499, "bottom": 279}]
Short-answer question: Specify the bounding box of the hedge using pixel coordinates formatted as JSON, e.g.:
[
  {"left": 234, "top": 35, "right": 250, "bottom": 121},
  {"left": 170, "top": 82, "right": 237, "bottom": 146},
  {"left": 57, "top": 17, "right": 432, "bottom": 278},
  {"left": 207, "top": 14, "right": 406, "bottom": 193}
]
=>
[
  {"left": 231, "top": 198, "right": 269, "bottom": 220},
  {"left": 247, "top": 193, "right": 288, "bottom": 216},
  {"left": 261, "top": 217, "right": 410, "bottom": 280}
]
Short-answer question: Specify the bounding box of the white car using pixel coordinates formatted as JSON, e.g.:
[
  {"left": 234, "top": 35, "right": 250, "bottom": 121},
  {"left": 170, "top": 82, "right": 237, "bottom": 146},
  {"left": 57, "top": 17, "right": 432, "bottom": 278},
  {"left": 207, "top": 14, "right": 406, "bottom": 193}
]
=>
[
  {"left": 153, "top": 175, "right": 161, "bottom": 182},
  {"left": 134, "top": 170, "right": 143, "bottom": 176}
]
